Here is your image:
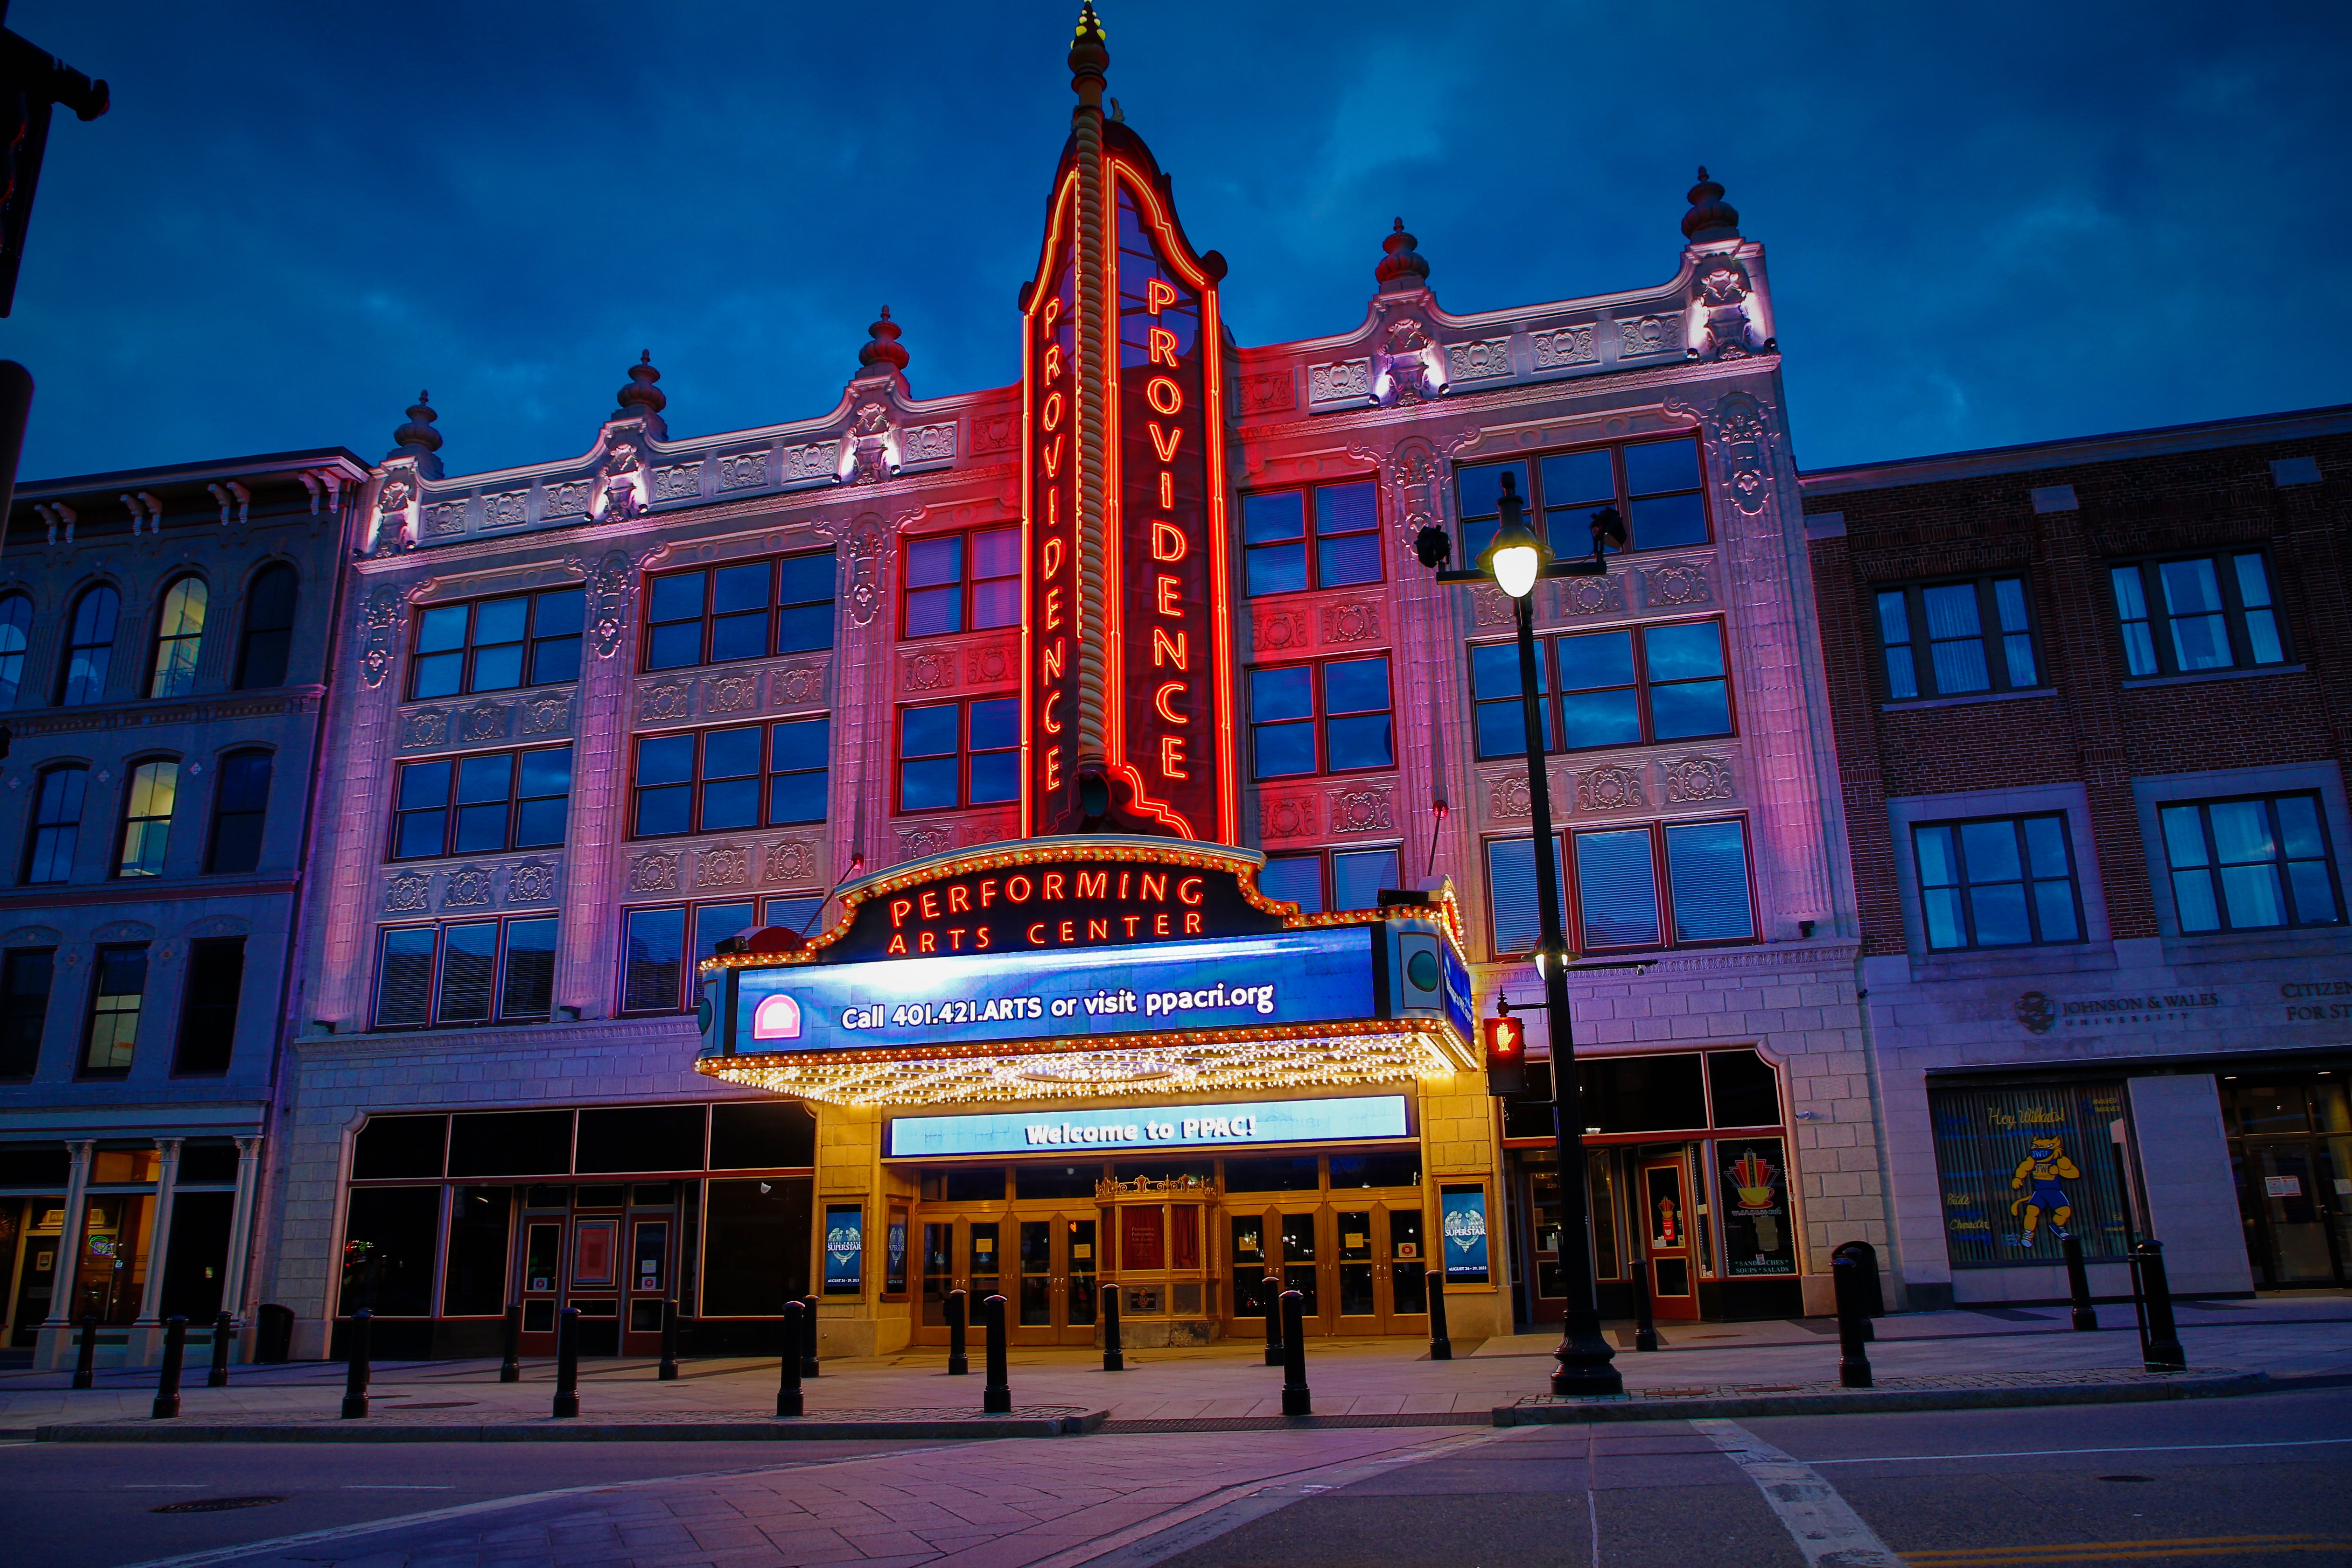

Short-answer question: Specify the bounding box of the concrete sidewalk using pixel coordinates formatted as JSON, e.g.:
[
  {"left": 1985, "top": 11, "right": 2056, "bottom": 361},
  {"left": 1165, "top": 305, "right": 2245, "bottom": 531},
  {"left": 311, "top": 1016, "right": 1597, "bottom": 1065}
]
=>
[{"left": 7, "top": 1301, "right": 2348, "bottom": 1440}]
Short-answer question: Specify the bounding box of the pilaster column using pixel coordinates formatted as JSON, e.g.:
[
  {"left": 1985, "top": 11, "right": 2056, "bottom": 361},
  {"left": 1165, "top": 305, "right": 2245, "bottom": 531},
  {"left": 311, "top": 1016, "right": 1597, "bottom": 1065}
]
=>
[
  {"left": 216, "top": 1135, "right": 264, "bottom": 1324},
  {"left": 556, "top": 548, "right": 646, "bottom": 1016},
  {"left": 42, "top": 1139, "right": 93, "bottom": 1327},
  {"left": 134, "top": 1138, "right": 183, "bottom": 1324}
]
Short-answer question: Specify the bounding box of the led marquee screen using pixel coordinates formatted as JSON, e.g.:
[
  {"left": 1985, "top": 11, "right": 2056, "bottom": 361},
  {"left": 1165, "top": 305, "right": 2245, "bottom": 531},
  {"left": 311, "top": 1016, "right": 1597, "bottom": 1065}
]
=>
[{"left": 727, "top": 927, "right": 1380, "bottom": 1056}]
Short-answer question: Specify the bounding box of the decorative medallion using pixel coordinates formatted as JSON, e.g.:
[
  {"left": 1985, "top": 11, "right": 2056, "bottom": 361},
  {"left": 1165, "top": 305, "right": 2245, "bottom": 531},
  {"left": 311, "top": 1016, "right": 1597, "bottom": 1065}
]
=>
[
  {"left": 1574, "top": 766, "right": 1645, "bottom": 813},
  {"left": 1320, "top": 601, "right": 1381, "bottom": 645},
  {"left": 1327, "top": 785, "right": 1394, "bottom": 834},
  {"left": 445, "top": 865, "right": 493, "bottom": 907},
  {"left": 1660, "top": 756, "right": 1735, "bottom": 804},
  {"left": 628, "top": 853, "right": 679, "bottom": 895},
  {"left": 698, "top": 845, "right": 750, "bottom": 889}
]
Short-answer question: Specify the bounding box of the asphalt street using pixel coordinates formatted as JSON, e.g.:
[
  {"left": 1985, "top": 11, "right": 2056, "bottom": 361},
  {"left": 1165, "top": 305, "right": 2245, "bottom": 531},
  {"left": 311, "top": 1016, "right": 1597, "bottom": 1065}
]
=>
[{"left": 2, "top": 1388, "right": 2348, "bottom": 1567}]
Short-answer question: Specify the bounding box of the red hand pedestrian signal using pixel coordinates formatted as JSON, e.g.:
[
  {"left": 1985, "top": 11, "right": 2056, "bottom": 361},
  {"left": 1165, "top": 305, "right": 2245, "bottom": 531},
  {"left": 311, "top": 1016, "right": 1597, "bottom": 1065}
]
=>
[{"left": 1483, "top": 1015, "right": 1527, "bottom": 1097}]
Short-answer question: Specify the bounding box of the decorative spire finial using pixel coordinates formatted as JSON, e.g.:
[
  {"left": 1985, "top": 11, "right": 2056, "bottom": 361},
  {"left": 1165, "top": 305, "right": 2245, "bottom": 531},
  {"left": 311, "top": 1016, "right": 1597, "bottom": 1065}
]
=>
[
  {"left": 390, "top": 390, "right": 441, "bottom": 456},
  {"left": 617, "top": 349, "right": 666, "bottom": 417},
  {"left": 1682, "top": 165, "right": 1741, "bottom": 243},
  {"left": 859, "top": 305, "right": 910, "bottom": 375},
  {"left": 1375, "top": 216, "right": 1430, "bottom": 291},
  {"left": 1069, "top": 1, "right": 1108, "bottom": 111}
]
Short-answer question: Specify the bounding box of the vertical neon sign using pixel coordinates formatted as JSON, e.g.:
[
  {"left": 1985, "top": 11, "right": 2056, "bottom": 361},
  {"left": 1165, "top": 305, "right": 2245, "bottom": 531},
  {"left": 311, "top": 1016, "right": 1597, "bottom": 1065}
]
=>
[{"left": 1023, "top": 174, "right": 1083, "bottom": 835}]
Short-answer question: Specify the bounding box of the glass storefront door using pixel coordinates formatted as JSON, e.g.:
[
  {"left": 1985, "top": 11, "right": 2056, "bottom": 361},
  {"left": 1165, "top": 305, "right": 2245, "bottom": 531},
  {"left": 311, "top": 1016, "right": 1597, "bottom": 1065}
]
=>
[
  {"left": 2224, "top": 1076, "right": 2352, "bottom": 1290},
  {"left": 1639, "top": 1154, "right": 1700, "bottom": 1321}
]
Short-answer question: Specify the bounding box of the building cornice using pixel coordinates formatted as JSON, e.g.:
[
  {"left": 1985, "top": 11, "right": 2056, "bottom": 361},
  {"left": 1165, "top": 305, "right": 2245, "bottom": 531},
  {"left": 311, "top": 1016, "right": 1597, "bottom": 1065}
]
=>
[{"left": 1799, "top": 405, "right": 2352, "bottom": 496}]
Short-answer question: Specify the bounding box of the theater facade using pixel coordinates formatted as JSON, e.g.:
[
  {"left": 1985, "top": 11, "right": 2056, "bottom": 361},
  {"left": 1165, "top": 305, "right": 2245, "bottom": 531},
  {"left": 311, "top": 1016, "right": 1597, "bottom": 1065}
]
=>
[{"left": 263, "top": 8, "right": 1879, "bottom": 1362}]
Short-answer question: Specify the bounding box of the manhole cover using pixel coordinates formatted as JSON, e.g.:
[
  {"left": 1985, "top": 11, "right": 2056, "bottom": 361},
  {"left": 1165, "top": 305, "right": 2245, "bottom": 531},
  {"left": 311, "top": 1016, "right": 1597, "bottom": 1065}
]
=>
[{"left": 151, "top": 1497, "right": 286, "bottom": 1515}]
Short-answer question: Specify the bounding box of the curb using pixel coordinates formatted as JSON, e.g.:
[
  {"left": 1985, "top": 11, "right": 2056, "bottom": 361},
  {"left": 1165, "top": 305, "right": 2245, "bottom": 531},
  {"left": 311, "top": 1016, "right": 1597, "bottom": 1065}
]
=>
[
  {"left": 1492, "top": 1370, "right": 2271, "bottom": 1425},
  {"left": 33, "top": 1409, "right": 1110, "bottom": 1444}
]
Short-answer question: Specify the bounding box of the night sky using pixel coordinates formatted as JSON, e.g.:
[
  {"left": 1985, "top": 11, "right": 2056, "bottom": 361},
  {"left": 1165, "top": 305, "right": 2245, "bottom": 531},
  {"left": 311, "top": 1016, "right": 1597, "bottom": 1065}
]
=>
[{"left": 6, "top": 1, "right": 2345, "bottom": 485}]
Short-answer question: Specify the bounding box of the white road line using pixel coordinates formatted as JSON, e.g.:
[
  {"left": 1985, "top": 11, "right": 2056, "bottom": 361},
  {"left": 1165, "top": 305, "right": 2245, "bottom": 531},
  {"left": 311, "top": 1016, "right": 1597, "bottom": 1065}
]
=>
[
  {"left": 1807, "top": 1437, "right": 2352, "bottom": 1465},
  {"left": 1693, "top": 1417, "right": 1903, "bottom": 1568}
]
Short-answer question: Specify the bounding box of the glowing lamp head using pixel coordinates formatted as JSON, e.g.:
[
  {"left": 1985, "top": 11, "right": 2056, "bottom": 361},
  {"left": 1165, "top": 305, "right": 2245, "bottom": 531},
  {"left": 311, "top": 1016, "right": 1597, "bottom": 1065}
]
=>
[{"left": 1479, "top": 470, "right": 1548, "bottom": 599}]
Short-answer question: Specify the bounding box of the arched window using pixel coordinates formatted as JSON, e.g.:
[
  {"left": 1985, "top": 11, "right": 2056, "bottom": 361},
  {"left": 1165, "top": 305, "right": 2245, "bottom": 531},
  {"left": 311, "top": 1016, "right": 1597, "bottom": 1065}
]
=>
[
  {"left": 148, "top": 577, "right": 208, "bottom": 699},
  {"left": 0, "top": 592, "right": 31, "bottom": 707},
  {"left": 59, "top": 584, "right": 120, "bottom": 706},
  {"left": 116, "top": 758, "right": 178, "bottom": 878},
  {"left": 206, "top": 749, "right": 272, "bottom": 874},
  {"left": 234, "top": 564, "right": 298, "bottom": 691},
  {"left": 23, "top": 764, "right": 86, "bottom": 884}
]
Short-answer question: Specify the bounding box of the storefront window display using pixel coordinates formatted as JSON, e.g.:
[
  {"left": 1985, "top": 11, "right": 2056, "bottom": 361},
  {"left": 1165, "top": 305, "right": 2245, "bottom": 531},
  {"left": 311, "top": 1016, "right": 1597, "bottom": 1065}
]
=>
[
  {"left": 1929, "top": 1082, "right": 2132, "bottom": 1265},
  {"left": 1718, "top": 1138, "right": 1796, "bottom": 1276}
]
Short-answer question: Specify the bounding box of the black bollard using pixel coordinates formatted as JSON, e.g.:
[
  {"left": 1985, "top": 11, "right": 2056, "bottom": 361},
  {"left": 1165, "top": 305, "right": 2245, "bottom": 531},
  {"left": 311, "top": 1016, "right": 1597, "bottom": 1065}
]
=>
[
  {"left": 1833, "top": 1254, "right": 1872, "bottom": 1389},
  {"left": 1262, "top": 1273, "right": 1283, "bottom": 1367},
  {"left": 2133, "top": 1239, "right": 2186, "bottom": 1371},
  {"left": 2063, "top": 1235, "right": 2098, "bottom": 1332},
  {"left": 1101, "top": 1283, "right": 1124, "bottom": 1372},
  {"left": 71, "top": 1313, "right": 98, "bottom": 1390},
  {"left": 341, "top": 1309, "right": 372, "bottom": 1419},
  {"left": 499, "top": 1303, "right": 521, "bottom": 1383},
  {"left": 1279, "top": 1290, "right": 1311, "bottom": 1417},
  {"left": 552, "top": 1306, "right": 580, "bottom": 1418},
  {"left": 982, "top": 1293, "right": 1011, "bottom": 1414},
  {"left": 151, "top": 1316, "right": 188, "bottom": 1419},
  {"left": 658, "top": 1297, "right": 679, "bottom": 1381},
  {"left": 777, "top": 1301, "right": 804, "bottom": 1417},
  {"left": 207, "top": 1311, "right": 234, "bottom": 1388},
  {"left": 946, "top": 1288, "right": 969, "bottom": 1375},
  {"left": 1630, "top": 1257, "right": 1659, "bottom": 1352},
  {"left": 1425, "top": 1270, "right": 1452, "bottom": 1361},
  {"left": 801, "top": 1293, "right": 820, "bottom": 1378}
]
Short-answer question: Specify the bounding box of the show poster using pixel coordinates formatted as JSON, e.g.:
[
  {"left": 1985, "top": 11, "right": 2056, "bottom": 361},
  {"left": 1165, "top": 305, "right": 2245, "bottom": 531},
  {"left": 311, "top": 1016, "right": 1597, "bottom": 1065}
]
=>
[
  {"left": 823, "top": 1203, "right": 864, "bottom": 1295},
  {"left": 1441, "top": 1183, "right": 1490, "bottom": 1283},
  {"left": 1929, "top": 1082, "right": 2132, "bottom": 1266},
  {"left": 1721, "top": 1140, "right": 1796, "bottom": 1276}
]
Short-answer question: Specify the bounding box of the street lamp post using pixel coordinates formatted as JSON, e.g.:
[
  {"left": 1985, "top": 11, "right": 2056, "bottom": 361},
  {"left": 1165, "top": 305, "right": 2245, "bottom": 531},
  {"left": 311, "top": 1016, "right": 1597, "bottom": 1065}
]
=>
[{"left": 1420, "top": 471, "right": 1625, "bottom": 1397}]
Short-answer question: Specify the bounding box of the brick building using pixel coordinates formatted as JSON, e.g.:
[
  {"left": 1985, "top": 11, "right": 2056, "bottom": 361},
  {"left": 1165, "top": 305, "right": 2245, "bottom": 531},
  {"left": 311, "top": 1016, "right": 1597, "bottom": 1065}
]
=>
[
  {"left": 260, "top": 13, "right": 1877, "bottom": 1365},
  {"left": 1804, "top": 406, "right": 2352, "bottom": 1307}
]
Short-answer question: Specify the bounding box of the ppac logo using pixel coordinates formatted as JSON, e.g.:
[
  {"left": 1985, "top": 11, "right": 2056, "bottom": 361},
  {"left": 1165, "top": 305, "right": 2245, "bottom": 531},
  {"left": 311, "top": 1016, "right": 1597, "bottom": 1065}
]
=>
[{"left": 753, "top": 993, "right": 804, "bottom": 1042}]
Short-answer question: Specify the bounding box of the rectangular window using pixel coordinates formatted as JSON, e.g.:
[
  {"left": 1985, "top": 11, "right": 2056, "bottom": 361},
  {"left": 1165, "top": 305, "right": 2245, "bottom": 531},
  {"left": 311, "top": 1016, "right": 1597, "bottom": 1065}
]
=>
[
  {"left": 205, "top": 751, "right": 272, "bottom": 874},
  {"left": 1930, "top": 1082, "right": 2132, "bottom": 1265},
  {"left": 173, "top": 937, "right": 245, "bottom": 1075},
  {"left": 1455, "top": 435, "right": 1707, "bottom": 564},
  {"left": 82, "top": 943, "right": 148, "bottom": 1076},
  {"left": 410, "top": 588, "right": 586, "bottom": 699},
  {"left": 1874, "top": 576, "right": 2039, "bottom": 701},
  {"left": 1487, "top": 820, "right": 1754, "bottom": 957},
  {"left": 619, "top": 900, "right": 754, "bottom": 1014},
  {"left": 392, "top": 747, "right": 571, "bottom": 860},
  {"left": 2159, "top": 793, "right": 2343, "bottom": 933},
  {"left": 643, "top": 552, "right": 836, "bottom": 671},
  {"left": 373, "top": 919, "right": 561, "bottom": 1030},
  {"left": 115, "top": 759, "right": 178, "bottom": 878},
  {"left": 632, "top": 721, "right": 831, "bottom": 838},
  {"left": 0, "top": 947, "right": 54, "bottom": 1078},
  {"left": 1913, "top": 814, "right": 2082, "bottom": 950},
  {"left": 1248, "top": 655, "right": 1394, "bottom": 779},
  {"left": 895, "top": 698, "right": 1018, "bottom": 812},
  {"left": 1241, "top": 480, "right": 1381, "bottom": 597},
  {"left": 1470, "top": 622, "right": 1732, "bottom": 760},
  {"left": 902, "top": 527, "right": 1019, "bottom": 638},
  {"left": 24, "top": 765, "right": 87, "bottom": 885},
  {"left": 2109, "top": 553, "right": 2286, "bottom": 679},
  {"left": 1257, "top": 846, "right": 1402, "bottom": 915}
]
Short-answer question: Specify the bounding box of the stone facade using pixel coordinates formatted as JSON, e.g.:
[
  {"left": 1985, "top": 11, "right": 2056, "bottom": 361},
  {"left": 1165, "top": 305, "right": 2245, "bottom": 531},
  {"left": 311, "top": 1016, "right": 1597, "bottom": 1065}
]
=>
[{"left": 0, "top": 448, "right": 369, "bottom": 1366}]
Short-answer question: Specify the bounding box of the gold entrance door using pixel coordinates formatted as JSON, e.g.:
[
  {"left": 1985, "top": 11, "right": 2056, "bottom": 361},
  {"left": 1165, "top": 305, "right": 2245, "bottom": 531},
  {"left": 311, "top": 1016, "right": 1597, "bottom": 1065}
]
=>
[
  {"left": 1011, "top": 1212, "right": 1100, "bottom": 1347},
  {"left": 1271, "top": 1205, "right": 1330, "bottom": 1334},
  {"left": 516, "top": 1207, "right": 568, "bottom": 1353},
  {"left": 1639, "top": 1154, "right": 1701, "bottom": 1321},
  {"left": 1331, "top": 1204, "right": 1431, "bottom": 1335},
  {"left": 913, "top": 1213, "right": 1016, "bottom": 1343}
]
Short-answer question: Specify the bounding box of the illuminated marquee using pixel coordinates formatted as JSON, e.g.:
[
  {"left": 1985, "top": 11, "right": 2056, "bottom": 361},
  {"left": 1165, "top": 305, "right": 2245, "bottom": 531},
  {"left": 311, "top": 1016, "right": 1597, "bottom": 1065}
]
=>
[{"left": 695, "top": 839, "right": 1477, "bottom": 1107}]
